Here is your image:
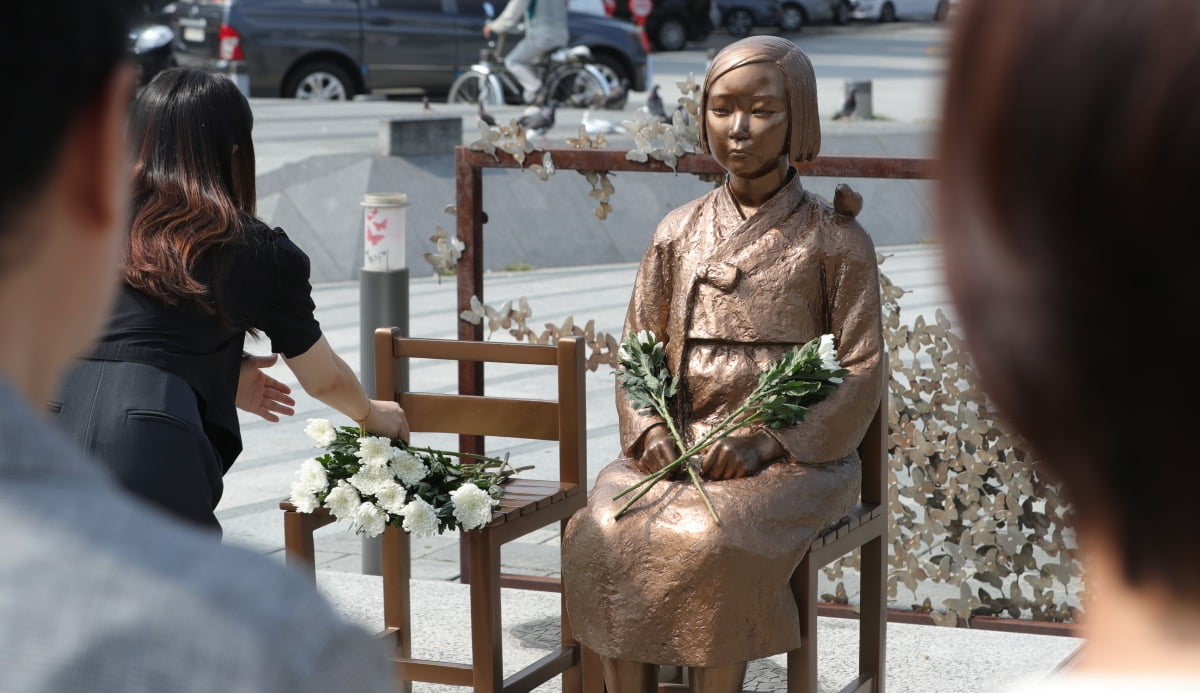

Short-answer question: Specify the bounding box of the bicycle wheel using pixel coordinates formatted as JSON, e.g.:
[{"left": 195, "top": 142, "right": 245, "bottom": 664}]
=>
[
  {"left": 447, "top": 70, "right": 503, "bottom": 106},
  {"left": 544, "top": 65, "right": 607, "bottom": 109}
]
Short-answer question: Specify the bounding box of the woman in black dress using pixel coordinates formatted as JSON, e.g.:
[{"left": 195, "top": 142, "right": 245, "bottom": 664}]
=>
[{"left": 53, "top": 67, "right": 408, "bottom": 533}]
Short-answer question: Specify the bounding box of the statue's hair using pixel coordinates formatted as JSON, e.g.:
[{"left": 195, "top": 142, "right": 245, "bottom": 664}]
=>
[{"left": 698, "top": 35, "right": 821, "bottom": 162}]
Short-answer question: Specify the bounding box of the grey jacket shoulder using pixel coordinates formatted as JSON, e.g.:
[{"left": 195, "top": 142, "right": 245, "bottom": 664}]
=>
[{"left": 0, "top": 380, "right": 394, "bottom": 693}]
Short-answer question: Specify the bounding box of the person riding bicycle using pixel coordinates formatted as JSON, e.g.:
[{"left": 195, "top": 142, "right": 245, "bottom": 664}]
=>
[{"left": 483, "top": 0, "right": 569, "bottom": 105}]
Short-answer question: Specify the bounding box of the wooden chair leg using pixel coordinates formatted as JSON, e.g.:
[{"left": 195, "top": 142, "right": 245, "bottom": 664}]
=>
[
  {"left": 859, "top": 536, "right": 887, "bottom": 692},
  {"left": 381, "top": 526, "right": 413, "bottom": 693},
  {"left": 469, "top": 533, "right": 503, "bottom": 693},
  {"left": 788, "top": 553, "right": 818, "bottom": 693},
  {"left": 283, "top": 510, "right": 319, "bottom": 580}
]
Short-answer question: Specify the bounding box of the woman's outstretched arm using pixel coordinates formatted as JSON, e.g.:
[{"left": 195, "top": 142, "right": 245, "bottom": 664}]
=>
[{"left": 284, "top": 335, "right": 409, "bottom": 440}]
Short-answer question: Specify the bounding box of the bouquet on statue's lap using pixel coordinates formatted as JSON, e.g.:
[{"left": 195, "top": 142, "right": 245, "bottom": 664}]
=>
[
  {"left": 613, "top": 330, "right": 849, "bottom": 524},
  {"left": 289, "top": 419, "right": 526, "bottom": 538}
]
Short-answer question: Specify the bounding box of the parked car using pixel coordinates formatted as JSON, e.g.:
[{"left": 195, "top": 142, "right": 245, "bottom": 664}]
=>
[
  {"left": 606, "top": 0, "right": 712, "bottom": 51},
  {"left": 777, "top": 0, "right": 852, "bottom": 31},
  {"left": 129, "top": 0, "right": 177, "bottom": 85},
  {"left": 170, "top": 0, "right": 650, "bottom": 100},
  {"left": 850, "top": 0, "right": 949, "bottom": 22},
  {"left": 713, "top": 0, "right": 780, "bottom": 37}
]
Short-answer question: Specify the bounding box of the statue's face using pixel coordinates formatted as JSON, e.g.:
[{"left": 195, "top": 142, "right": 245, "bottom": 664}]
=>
[{"left": 704, "top": 62, "right": 789, "bottom": 180}]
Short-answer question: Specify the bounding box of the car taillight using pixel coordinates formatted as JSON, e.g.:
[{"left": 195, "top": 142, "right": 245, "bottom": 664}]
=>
[{"left": 218, "top": 24, "right": 244, "bottom": 61}]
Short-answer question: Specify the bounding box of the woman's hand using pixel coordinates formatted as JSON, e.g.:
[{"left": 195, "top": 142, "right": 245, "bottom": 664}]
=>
[
  {"left": 633, "top": 424, "right": 679, "bottom": 474},
  {"left": 362, "top": 399, "right": 410, "bottom": 442},
  {"left": 236, "top": 354, "right": 296, "bottom": 422},
  {"left": 699, "top": 431, "right": 784, "bottom": 480}
]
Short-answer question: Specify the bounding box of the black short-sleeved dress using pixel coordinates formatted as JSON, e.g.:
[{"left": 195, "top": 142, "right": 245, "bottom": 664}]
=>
[{"left": 51, "top": 220, "right": 323, "bottom": 532}]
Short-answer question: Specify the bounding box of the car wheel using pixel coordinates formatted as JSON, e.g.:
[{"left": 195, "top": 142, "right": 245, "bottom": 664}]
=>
[
  {"left": 879, "top": 2, "right": 896, "bottom": 21},
  {"left": 934, "top": 0, "right": 950, "bottom": 21},
  {"left": 832, "top": 0, "right": 851, "bottom": 24},
  {"left": 724, "top": 9, "right": 754, "bottom": 37},
  {"left": 285, "top": 61, "right": 353, "bottom": 100},
  {"left": 779, "top": 3, "right": 805, "bottom": 32},
  {"left": 654, "top": 16, "right": 688, "bottom": 51}
]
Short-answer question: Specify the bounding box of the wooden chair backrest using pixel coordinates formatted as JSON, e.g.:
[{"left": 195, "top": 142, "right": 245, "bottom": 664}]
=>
[{"left": 373, "top": 329, "right": 587, "bottom": 485}]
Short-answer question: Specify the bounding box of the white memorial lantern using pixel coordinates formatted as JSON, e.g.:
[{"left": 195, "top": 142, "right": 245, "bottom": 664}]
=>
[{"left": 361, "top": 192, "right": 408, "bottom": 271}]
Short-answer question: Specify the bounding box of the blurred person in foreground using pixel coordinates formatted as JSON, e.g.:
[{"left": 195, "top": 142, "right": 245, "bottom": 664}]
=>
[
  {"left": 939, "top": 1, "right": 1200, "bottom": 690},
  {"left": 0, "top": 3, "right": 396, "bottom": 691}
]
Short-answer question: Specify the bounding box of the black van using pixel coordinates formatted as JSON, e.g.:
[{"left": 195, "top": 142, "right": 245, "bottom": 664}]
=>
[
  {"left": 171, "top": 0, "right": 650, "bottom": 100},
  {"left": 606, "top": 0, "right": 713, "bottom": 51}
]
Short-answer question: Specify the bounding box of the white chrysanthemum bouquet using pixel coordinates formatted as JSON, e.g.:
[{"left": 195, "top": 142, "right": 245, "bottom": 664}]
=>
[
  {"left": 289, "top": 419, "right": 526, "bottom": 537},
  {"left": 613, "top": 331, "right": 849, "bottom": 524}
]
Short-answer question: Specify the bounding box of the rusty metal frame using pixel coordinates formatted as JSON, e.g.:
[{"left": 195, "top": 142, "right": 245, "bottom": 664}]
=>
[{"left": 453, "top": 145, "right": 934, "bottom": 415}]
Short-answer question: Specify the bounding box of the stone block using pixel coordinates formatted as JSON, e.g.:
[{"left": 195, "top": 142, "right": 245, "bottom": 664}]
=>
[{"left": 379, "top": 116, "right": 462, "bottom": 157}]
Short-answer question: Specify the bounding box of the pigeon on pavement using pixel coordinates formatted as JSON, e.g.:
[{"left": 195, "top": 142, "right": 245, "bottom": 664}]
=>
[
  {"left": 646, "top": 84, "right": 669, "bottom": 123},
  {"left": 478, "top": 101, "right": 497, "bottom": 127},
  {"left": 517, "top": 100, "right": 557, "bottom": 137},
  {"left": 832, "top": 87, "right": 858, "bottom": 120},
  {"left": 582, "top": 109, "right": 625, "bottom": 135}
]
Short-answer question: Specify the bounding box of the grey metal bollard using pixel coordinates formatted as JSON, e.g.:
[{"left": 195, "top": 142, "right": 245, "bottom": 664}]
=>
[
  {"left": 358, "top": 193, "right": 410, "bottom": 576},
  {"left": 844, "top": 79, "right": 873, "bottom": 120}
]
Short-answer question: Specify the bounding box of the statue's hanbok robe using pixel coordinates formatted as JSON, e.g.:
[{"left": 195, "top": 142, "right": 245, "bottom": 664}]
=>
[{"left": 562, "top": 171, "right": 885, "bottom": 667}]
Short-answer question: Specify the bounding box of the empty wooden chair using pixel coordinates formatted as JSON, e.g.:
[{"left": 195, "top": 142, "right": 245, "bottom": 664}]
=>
[{"left": 280, "top": 330, "right": 588, "bottom": 693}]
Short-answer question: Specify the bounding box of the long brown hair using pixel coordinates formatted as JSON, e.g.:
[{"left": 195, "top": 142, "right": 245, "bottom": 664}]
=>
[{"left": 124, "top": 67, "right": 257, "bottom": 313}]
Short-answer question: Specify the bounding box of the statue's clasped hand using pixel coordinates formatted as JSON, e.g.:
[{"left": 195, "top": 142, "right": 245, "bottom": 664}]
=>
[
  {"left": 634, "top": 425, "right": 679, "bottom": 475},
  {"left": 699, "top": 431, "right": 784, "bottom": 480}
]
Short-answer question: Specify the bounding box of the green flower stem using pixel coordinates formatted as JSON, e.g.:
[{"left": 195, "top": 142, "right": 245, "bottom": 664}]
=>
[
  {"left": 611, "top": 405, "right": 771, "bottom": 519},
  {"left": 685, "top": 461, "right": 721, "bottom": 526},
  {"left": 405, "top": 444, "right": 509, "bottom": 467},
  {"left": 612, "top": 464, "right": 677, "bottom": 517},
  {"left": 653, "top": 392, "right": 687, "bottom": 453}
]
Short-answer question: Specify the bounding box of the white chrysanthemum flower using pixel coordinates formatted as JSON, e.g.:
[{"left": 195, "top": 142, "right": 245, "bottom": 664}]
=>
[
  {"left": 817, "top": 333, "right": 844, "bottom": 383},
  {"left": 304, "top": 418, "right": 337, "bottom": 447},
  {"left": 399, "top": 497, "right": 439, "bottom": 537},
  {"left": 324, "top": 481, "right": 361, "bottom": 519},
  {"left": 293, "top": 459, "right": 329, "bottom": 496},
  {"left": 450, "top": 483, "right": 497, "bottom": 530},
  {"left": 359, "top": 454, "right": 390, "bottom": 470},
  {"left": 356, "top": 436, "right": 393, "bottom": 461},
  {"left": 288, "top": 487, "right": 320, "bottom": 514},
  {"left": 390, "top": 450, "right": 428, "bottom": 487},
  {"left": 374, "top": 482, "right": 408, "bottom": 515},
  {"left": 349, "top": 464, "right": 394, "bottom": 497},
  {"left": 352, "top": 502, "right": 388, "bottom": 537}
]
